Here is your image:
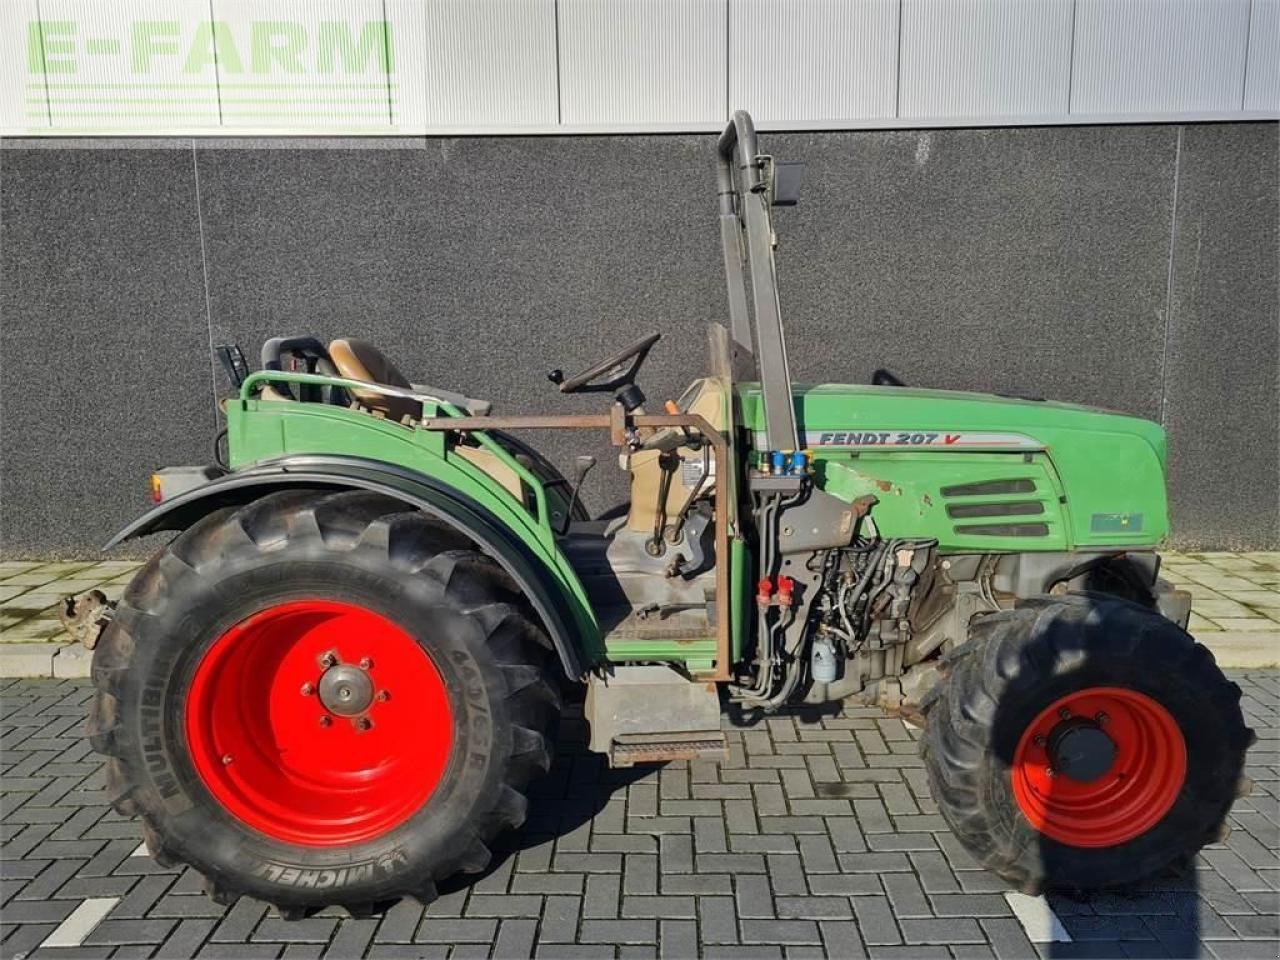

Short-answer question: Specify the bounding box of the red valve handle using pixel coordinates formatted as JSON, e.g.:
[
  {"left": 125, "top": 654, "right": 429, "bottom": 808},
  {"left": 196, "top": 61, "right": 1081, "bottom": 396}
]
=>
[{"left": 756, "top": 577, "right": 774, "bottom": 606}]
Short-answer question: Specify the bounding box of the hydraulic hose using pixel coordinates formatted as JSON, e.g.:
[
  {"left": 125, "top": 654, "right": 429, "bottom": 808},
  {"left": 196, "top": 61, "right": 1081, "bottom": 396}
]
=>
[
  {"left": 729, "top": 493, "right": 779, "bottom": 701},
  {"left": 743, "top": 493, "right": 782, "bottom": 699},
  {"left": 731, "top": 487, "right": 807, "bottom": 705}
]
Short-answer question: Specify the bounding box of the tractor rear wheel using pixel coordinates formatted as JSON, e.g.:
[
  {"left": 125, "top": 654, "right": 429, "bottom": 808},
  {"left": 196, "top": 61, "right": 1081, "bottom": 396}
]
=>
[
  {"left": 922, "top": 594, "right": 1252, "bottom": 893},
  {"left": 88, "top": 490, "right": 559, "bottom": 915}
]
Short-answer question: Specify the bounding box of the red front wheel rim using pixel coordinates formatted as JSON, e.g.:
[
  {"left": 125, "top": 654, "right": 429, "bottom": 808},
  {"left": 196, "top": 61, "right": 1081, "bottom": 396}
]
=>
[
  {"left": 185, "top": 600, "right": 453, "bottom": 846},
  {"left": 1011, "top": 686, "right": 1186, "bottom": 848}
]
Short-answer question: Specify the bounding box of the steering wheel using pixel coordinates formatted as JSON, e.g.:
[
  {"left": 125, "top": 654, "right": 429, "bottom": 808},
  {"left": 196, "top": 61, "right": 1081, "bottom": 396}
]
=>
[{"left": 552, "top": 332, "right": 661, "bottom": 394}]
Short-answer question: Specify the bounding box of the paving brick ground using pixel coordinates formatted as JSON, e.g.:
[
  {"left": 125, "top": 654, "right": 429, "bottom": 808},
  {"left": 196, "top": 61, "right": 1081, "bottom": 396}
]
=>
[
  {"left": 1, "top": 674, "right": 1277, "bottom": 959},
  {"left": 4, "top": 553, "right": 1279, "bottom": 676}
]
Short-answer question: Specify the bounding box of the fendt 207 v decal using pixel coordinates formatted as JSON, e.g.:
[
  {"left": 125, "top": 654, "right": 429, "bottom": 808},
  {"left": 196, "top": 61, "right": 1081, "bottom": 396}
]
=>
[{"left": 755, "top": 431, "right": 1045, "bottom": 450}]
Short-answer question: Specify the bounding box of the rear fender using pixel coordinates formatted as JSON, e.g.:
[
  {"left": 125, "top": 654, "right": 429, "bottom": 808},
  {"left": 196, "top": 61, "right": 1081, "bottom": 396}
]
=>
[{"left": 106, "top": 455, "right": 599, "bottom": 679}]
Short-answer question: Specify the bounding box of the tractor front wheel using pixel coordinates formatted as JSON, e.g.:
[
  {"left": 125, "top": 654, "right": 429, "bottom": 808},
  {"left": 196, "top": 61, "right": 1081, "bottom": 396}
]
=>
[
  {"left": 88, "top": 490, "right": 560, "bottom": 915},
  {"left": 922, "top": 595, "right": 1252, "bottom": 892}
]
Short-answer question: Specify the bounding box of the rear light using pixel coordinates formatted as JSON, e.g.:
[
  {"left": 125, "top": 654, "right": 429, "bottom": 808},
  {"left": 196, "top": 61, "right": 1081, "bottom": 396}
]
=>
[{"left": 148, "top": 466, "right": 224, "bottom": 504}]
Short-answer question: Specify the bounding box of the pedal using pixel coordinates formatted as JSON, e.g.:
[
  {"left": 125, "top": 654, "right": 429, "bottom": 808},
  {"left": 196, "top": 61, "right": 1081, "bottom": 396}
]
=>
[{"left": 585, "top": 665, "right": 726, "bottom": 767}]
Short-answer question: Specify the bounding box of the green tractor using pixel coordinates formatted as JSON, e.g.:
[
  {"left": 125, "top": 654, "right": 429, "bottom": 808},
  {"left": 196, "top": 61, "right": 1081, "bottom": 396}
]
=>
[{"left": 83, "top": 112, "right": 1251, "bottom": 916}]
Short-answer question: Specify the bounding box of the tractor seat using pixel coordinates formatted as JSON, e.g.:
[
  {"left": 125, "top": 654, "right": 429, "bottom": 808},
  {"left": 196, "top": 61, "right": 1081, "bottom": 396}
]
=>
[{"left": 328, "top": 338, "right": 492, "bottom": 421}]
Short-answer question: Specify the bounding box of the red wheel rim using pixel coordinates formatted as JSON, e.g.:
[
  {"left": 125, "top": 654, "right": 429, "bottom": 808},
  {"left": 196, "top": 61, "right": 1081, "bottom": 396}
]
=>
[
  {"left": 185, "top": 600, "right": 453, "bottom": 846},
  {"left": 1011, "top": 686, "right": 1186, "bottom": 848}
]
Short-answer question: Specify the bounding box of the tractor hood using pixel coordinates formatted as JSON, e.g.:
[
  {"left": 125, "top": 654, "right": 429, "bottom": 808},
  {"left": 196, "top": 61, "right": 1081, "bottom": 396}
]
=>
[
  {"left": 738, "top": 383, "right": 1167, "bottom": 465},
  {"left": 737, "top": 383, "right": 1170, "bottom": 549}
]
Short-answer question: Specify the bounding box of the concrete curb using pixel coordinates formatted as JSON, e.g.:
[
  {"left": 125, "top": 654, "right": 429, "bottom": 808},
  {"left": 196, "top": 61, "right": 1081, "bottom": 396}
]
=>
[
  {"left": 1, "top": 641, "right": 91, "bottom": 678},
  {"left": 1196, "top": 631, "right": 1280, "bottom": 669},
  {"left": 0, "top": 643, "right": 67, "bottom": 677}
]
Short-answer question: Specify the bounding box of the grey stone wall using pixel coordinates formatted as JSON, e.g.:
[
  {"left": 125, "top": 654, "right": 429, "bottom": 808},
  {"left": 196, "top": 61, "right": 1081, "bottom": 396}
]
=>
[{"left": 1, "top": 123, "right": 1276, "bottom": 557}]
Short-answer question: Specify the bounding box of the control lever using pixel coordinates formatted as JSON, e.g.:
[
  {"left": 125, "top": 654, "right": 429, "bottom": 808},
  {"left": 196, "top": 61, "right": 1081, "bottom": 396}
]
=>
[
  {"left": 663, "top": 399, "right": 698, "bottom": 446},
  {"left": 557, "top": 455, "right": 596, "bottom": 536}
]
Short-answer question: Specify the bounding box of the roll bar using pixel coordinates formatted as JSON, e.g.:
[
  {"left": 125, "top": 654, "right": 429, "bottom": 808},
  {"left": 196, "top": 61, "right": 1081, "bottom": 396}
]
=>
[
  {"left": 717, "top": 110, "right": 765, "bottom": 193},
  {"left": 716, "top": 110, "right": 800, "bottom": 454}
]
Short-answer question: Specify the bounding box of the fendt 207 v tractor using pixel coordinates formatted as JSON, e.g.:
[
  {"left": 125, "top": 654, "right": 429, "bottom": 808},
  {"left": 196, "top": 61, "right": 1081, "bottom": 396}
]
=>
[{"left": 80, "top": 112, "right": 1252, "bottom": 916}]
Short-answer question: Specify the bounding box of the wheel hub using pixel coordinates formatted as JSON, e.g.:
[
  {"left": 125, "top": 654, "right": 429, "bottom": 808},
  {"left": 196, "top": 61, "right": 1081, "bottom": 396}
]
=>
[
  {"left": 1046, "top": 717, "right": 1116, "bottom": 782},
  {"left": 185, "top": 599, "right": 454, "bottom": 847},
  {"left": 317, "top": 662, "right": 373, "bottom": 716},
  {"left": 1010, "top": 686, "right": 1186, "bottom": 848}
]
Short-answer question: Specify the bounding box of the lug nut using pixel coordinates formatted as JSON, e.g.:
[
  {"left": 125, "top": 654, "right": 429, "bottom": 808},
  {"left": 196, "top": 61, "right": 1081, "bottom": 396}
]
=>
[
  {"left": 319, "top": 651, "right": 338, "bottom": 669},
  {"left": 1094, "top": 712, "right": 1109, "bottom": 726},
  {"left": 359, "top": 657, "right": 373, "bottom": 670},
  {"left": 1045, "top": 765, "right": 1057, "bottom": 778},
  {"left": 376, "top": 690, "right": 390, "bottom": 702},
  {"left": 221, "top": 754, "right": 233, "bottom": 765},
  {"left": 319, "top": 716, "right": 332, "bottom": 728},
  {"left": 300, "top": 682, "right": 315, "bottom": 696},
  {"left": 1058, "top": 708, "right": 1072, "bottom": 720},
  {"left": 354, "top": 717, "right": 373, "bottom": 732}
]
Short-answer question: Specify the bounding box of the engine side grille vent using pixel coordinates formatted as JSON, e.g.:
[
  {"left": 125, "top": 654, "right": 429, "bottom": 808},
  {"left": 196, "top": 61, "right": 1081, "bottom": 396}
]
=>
[
  {"left": 942, "top": 478, "right": 1050, "bottom": 538},
  {"left": 939, "top": 478, "right": 1035, "bottom": 497},
  {"left": 946, "top": 501, "right": 1044, "bottom": 519},
  {"left": 953, "top": 522, "right": 1051, "bottom": 537}
]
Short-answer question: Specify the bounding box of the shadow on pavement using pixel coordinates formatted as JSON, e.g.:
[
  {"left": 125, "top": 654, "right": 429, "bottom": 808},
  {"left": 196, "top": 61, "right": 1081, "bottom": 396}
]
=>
[{"left": 440, "top": 708, "right": 653, "bottom": 898}]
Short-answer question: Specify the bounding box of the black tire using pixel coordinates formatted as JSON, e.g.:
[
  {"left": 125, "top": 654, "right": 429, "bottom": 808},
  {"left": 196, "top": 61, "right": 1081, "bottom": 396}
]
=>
[
  {"left": 921, "top": 594, "right": 1253, "bottom": 893},
  {"left": 88, "top": 489, "right": 560, "bottom": 916}
]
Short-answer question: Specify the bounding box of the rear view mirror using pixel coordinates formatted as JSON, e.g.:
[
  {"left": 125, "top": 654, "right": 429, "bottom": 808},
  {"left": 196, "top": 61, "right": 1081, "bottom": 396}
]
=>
[{"left": 771, "top": 161, "right": 805, "bottom": 206}]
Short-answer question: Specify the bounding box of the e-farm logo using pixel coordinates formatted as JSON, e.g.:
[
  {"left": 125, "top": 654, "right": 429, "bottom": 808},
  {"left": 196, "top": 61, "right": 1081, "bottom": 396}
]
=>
[{"left": 26, "top": 19, "right": 396, "bottom": 126}]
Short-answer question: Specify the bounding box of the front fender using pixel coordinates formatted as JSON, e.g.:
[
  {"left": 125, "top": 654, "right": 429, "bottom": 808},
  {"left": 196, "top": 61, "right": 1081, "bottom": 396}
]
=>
[{"left": 106, "top": 455, "right": 600, "bottom": 678}]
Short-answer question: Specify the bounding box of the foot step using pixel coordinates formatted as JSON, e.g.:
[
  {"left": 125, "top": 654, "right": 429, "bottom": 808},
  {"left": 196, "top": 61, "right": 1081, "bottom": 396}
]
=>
[
  {"left": 585, "top": 665, "right": 726, "bottom": 767},
  {"left": 610, "top": 731, "right": 728, "bottom": 767}
]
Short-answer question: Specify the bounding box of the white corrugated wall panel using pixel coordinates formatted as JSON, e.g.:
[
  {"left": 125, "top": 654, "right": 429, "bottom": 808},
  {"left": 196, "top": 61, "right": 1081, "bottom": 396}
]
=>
[
  {"left": 728, "top": 0, "right": 898, "bottom": 122},
  {"left": 5, "top": 0, "right": 1275, "bottom": 135},
  {"left": 898, "top": 0, "right": 1074, "bottom": 118},
  {"left": 210, "top": 0, "right": 392, "bottom": 130},
  {"left": 1071, "top": 0, "right": 1252, "bottom": 114},
  {"left": 1244, "top": 0, "right": 1280, "bottom": 112},
  {"left": 38, "top": 0, "right": 220, "bottom": 131},
  {"left": 1, "top": 0, "right": 45, "bottom": 131},
  {"left": 558, "top": 0, "right": 726, "bottom": 125},
  {"left": 387, "top": 0, "right": 557, "bottom": 129}
]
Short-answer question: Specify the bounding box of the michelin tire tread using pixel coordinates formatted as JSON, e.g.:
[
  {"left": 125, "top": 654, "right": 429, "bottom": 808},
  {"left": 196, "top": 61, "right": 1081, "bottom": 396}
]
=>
[{"left": 88, "top": 489, "right": 559, "bottom": 916}]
